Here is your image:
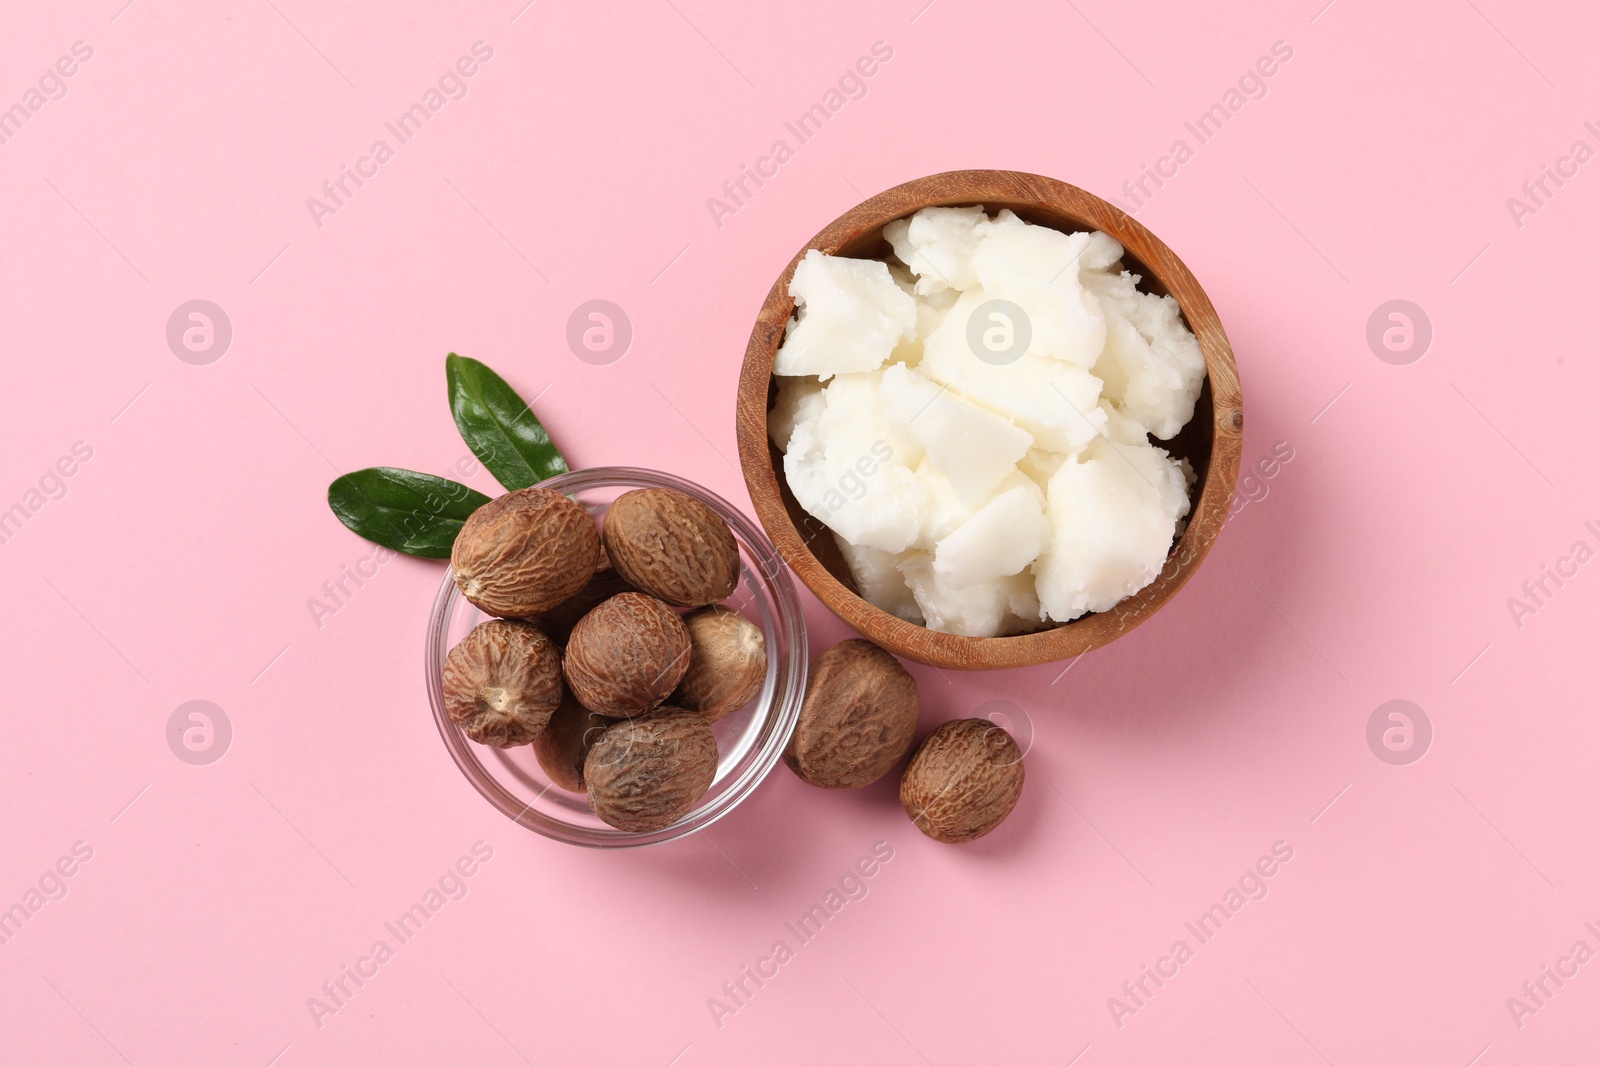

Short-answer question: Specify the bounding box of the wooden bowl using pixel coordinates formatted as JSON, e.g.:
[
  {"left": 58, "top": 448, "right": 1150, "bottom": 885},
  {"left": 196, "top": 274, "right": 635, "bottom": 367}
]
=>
[{"left": 735, "top": 170, "right": 1242, "bottom": 670}]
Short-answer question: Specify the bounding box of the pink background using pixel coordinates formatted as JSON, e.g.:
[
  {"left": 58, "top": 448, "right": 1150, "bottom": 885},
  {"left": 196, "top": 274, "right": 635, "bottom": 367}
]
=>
[{"left": 3, "top": 0, "right": 1597, "bottom": 1063}]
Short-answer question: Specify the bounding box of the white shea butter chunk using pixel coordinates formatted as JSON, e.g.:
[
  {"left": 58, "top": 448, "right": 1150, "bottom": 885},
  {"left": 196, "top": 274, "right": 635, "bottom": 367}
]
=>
[
  {"left": 879, "top": 363, "right": 1032, "bottom": 508},
  {"left": 920, "top": 288, "right": 1107, "bottom": 455},
  {"left": 1017, "top": 447, "right": 1067, "bottom": 491},
  {"left": 908, "top": 465, "right": 1037, "bottom": 552},
  {"left": 783, "top": 372, "right": 925, "bottom": 553},
  {"left": 900, "top": 554, "right": 1040, "bottom": 637},
  {"left": 767, "top": 375, "right": 825, "bottom": 452},
  {"left": 1035, "top": 437, "right": 1192, "bottom": 622},
  {"left": 1084, "top": 269, "right": 1205, "bottom": 440},
  {"left": 972, "top": 211, "right": 1107, "bottom": 368},
  {"left": 1098, "top": 400, "right": 1152, "bottom": 446},
  {"left": 998, "top": 572, "right": 1044, "bottom": 635},
  {"left": 883, "top": 205, "right": 988, "bottom": 295},
  {"left": 834, "top": 535, "right": 923, "bottom": 624},
  {"left": 1078, "top": 229, "right": 1126, "bottom": 273},
  {"left": 884, "top": 266, "right": 955, "bottom": 369},
  {"left": 933, "top": 484, "right": 1050, "bottom": 590},
  {"left": 776, "top": 250, "right": 916, "bottom": 380},
  {"left": 909, "top": 461, "right": 978, "bottom": 551},
  {"left": 898, "top": 553, "right": 1001, "bottom": 637}
]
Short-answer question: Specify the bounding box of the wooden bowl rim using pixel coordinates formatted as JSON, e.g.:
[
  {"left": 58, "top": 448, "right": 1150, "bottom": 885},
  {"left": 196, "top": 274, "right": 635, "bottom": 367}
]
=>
[{"left": 735, "top": 169, "right": 1243, "bottom": 670}]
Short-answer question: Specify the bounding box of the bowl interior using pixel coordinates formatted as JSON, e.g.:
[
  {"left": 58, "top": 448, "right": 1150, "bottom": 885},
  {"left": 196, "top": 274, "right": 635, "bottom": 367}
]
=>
[
  {"left": 426, "top": 467, "right": 807, "bottom": 848},
  {"left": 737, "top": 170, "right": 1243, "bottom": 670}
]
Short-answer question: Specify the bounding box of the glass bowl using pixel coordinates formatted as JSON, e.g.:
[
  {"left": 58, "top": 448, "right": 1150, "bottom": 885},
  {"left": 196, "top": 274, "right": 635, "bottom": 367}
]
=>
[{"left": 425, "top": 466, "right": 808, "bottom": 848}]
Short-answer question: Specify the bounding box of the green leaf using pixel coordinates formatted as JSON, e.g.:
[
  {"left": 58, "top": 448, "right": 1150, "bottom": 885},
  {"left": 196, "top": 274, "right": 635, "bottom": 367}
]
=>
[
  {"left": 327, "top": 467, "right": 491, "bottom": 559},
  {"left": 446, "top": 353, "right": 570, "bottom": 491}
]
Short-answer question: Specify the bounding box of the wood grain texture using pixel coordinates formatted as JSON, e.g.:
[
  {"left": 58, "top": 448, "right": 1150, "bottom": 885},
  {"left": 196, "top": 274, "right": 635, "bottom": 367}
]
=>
[{"left": 735, "top": 170, "right": 1243, "bottom": 670}]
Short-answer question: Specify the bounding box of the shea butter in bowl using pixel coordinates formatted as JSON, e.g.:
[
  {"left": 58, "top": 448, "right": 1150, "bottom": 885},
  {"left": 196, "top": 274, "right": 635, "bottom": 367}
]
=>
[{"left": 735, "top": 170, "right": 1242, "bottom": 671}]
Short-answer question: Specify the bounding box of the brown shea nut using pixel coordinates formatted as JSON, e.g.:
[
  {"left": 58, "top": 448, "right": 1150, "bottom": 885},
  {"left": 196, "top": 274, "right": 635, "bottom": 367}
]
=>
[
  {"left": 525, "top": 549, "right": 635, "bottom": 645},
  {"left": 584, "top": 709, "right": 718, "bottom": 832},
  {"left": 602, "top": 488, "right": 739, "bottom": 608},
  {"left": 451, "top": 487, "right": 600, "bottom": 617},
  {"left": 563, "top": 592, "right": 691, "bottom": 717},
  {"left": 441, "top": 619, "right": 563, "bottom": 747},
  {"left": 899, "top": 719, "right": 1025, "bottom": 844},
  {"left": 672, "top": 606, "right": 767, "bottom": 723},
  {"left": 784, "top": 639, "right": 918, "bottom": 789},
  {"left": 533, "top": 692, "right": 613, "bottom": 792}
]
